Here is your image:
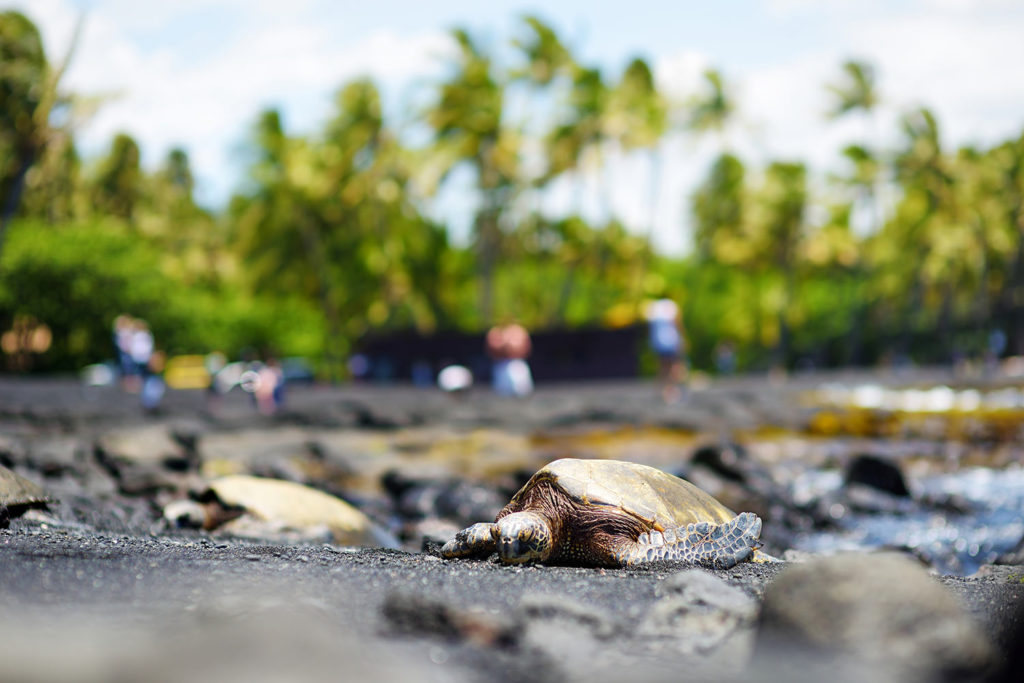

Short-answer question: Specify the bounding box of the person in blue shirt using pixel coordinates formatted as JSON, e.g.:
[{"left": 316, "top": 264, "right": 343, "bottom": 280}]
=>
[{"left": 645, "top": 298, "right": 687, "bottom": 402}]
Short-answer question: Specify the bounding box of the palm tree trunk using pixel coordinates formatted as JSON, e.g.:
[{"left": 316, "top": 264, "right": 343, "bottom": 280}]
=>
[
  {"left": 647, "top": 148, "right": 662, "bottom": 242},
  {"left": 937, "top": 282, "right": 954, "bottom": 362},
  {"left": 478, "top": 210, "right": 498, "bottom": 325},
  {"left": 999, "top": 232, "right": 1024, "bottom": 355},
  {"left": 298, "top": 210, "right": 343, "bottom": 382},
  {"left": 553, "top": 261, "right": 578, "bottom": 325},
  {"left": 776, "top": 267, "right": 796, "bottom": 368}
]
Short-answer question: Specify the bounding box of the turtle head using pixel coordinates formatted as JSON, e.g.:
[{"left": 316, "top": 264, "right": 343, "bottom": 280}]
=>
[{"left": 494, "top": 512, "right": 553, "bottom": 564}]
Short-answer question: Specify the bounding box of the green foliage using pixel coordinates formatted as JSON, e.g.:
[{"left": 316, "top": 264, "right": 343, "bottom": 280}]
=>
[
  {"left": 688, "top": 69, "right": 734, "bottom": 136},
  {"left": 92, "top": 133, "right": 142, "bottom": 223},
  {"left": 0, "top": 11, "right": 47, "bottom": 229},
  {"left": 693, "top": 153, "right": 746, "bottom": 261},
  {"left": 0, "top": 220, "right": 321, "bottom": 369},
  {"left": 511, "top": 15, "right": 573, "bottom": 86},
  {"left": 0, "top": 220, "right": 179, "bottom": 369},
  {"left": 0, "top": 11, "right": 45, "bottom": 150},
  {"left": 826, "top": 60, "right": 879, "bottom": 119}
]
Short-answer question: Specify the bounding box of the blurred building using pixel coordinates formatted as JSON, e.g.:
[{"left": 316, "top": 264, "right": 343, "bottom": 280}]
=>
[{"left": 355, "top": 325, "right": 644, "bottom": 384}]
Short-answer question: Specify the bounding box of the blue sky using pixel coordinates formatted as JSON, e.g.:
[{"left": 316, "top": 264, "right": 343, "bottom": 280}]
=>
[{"left": 9, "top": 0, "right": 1024, "bottom": 253}]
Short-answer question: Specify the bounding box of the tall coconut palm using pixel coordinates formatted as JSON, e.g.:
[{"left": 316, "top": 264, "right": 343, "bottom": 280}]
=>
[
  {"left": 0, "top": 11, "right": 83, "bottom": 254},
  {"left": 688, "top": 68, "right": 735, "bottom": 143},
  {"left": 544, "top": 65, "right": 611, "bottom": 218},
  {"left": 991, "top": 134, "right": 1024, "bottom": 353},
  {"left": 825, "top": 60, "right": 884, "bottom": 365},
  {"left": 510, "top": 15, "right": 575, "bottom": 222},
  {"left": 756, "top": 161, "right": 808, "bottom": 365},
  {"left": 608, "top": 57, "right": 668, "bottom": 240},
  {"left": 92, "top": 133, "right": 142, "bottom": 225},
  {"left": 692, "top": 152, "right": 747, "bottom": 263},
  {"left": 425, "top": 28, "right": 519, "bottom": 324},
  {"left": 511, "top": 15, "right": 573, "bottom": 87},
  {"left": 826, "top": 60, "right": 879, "bottom": 120},
  {"left": 875, "top": 107, "right": 953, "bottom": 356},
  {"left": 827, "top": 60, "right": 883, "bottom": 233}
]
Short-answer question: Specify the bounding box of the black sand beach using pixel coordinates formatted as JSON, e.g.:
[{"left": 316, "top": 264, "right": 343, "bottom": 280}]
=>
[{"left": 2, "top": 374, "right": 1024, "bottom": 682}]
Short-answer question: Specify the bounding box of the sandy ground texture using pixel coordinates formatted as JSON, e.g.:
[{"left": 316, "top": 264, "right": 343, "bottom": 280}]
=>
[
  {"left": 2, "top": 520, "right": 1023, "bottom": 683},
  {"left": 2, "top": 373, "right": 1024, "bottom": 682}
]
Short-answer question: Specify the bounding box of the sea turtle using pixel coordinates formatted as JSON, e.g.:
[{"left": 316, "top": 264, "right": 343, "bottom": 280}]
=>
[
  {"left": 441, "top": 458, "right": 763, "bottom": 568},
  {"left": 0, "top": 464, "right": 52, "bottom": 529}
]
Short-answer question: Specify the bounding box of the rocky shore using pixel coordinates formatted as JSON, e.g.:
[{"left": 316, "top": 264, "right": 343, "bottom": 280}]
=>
[{"left": 2, "top": 374, "right": 1024, "bottom": 681}]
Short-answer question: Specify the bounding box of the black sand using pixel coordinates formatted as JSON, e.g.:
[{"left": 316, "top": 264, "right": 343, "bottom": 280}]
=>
[{"left": 2, "top": 373, "right": 1024, "bottom": 682}]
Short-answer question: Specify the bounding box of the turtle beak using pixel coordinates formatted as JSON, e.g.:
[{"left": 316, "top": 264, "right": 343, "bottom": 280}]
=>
[
  {"left": 498, "top": 537, "right": 526, "bottom": 562},
  {"left": 498, "top": 535, "right": 541, "bottom": 564},
  {"left": 495, "top": 512, "right": 549, "bottom": 564}
]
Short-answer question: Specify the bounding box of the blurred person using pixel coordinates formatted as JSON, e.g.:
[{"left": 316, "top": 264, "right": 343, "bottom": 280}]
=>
[
  {"left": 141, "top": 349, "right": 166, "bottom": 414},
  {"left": 486, "top": 320, "right": 533, "bottom": 397},
  {"left": 125, "top": 319, "right": 154, "bottom": 394},
  {"left": 129, "top": 319, "right": 154, "bottom": 373},
  {"left": 204, "top": 351, "right": 228, "bottom": 411},
  {"left": 347, "top": 353, "right": 370, "bottom": 382},
  {"left": 645, "top": 297, "right": 687, "bottom": 403},
  {"left": 985, "top": 327, "right": 1007, "bottom": 376},
  {"left": 113, "top": 314, "right": 138, "bottom": 390},
  {"left": 715, "top": 340, "right": 736, "bottom": 376},
  {"left": 253, "top": 356, "right": 285, "bottom": 415}
]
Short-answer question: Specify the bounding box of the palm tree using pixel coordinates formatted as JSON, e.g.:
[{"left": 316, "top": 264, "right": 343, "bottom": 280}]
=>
[
  {"left": 608, "top": 57, "right": 668, "bottom": 240},
  {"left": 92, "top": 133, "right": 142, "bottom": 225},
  {"left": 826, "top": 60, "right": 879, "bottom": 120},
  {"left": 692, "top": 152, "right": 746, "bottom": 262},
  {"left": 425, "top": 28, "right": 519, "bottom": 324},
  {"left": 992, "top": 134, "right": 1024, "bottom": 353},
  {"left": 544, "top": 65, "right": 611, "bottom": 219},
  {"left": 688, "top": 68, "right": 735, "bottom": 143},
  {"left": 0, "top": 11, "right": 83, "bottom": 254},
  {"left": 757, "top": 161, "right": 808, "bottom": 366},
  {"left": 827, "top": 60, "right": 876, "bottom": 118},
  {"left": 876, "top": 107, "right": 954, "bottom": 357},
  {"left": 827, "top": 60, "right": 883, "bottom": 233},
  {"left": 511, "top": 15, "right": 573, "bottom": 87},
  {"left": 825, "top": 60, "right": 884, "bottom": 363}
]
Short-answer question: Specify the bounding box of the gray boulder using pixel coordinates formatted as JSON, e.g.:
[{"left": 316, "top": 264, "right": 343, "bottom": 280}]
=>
[
  {"left": 640, "top": 569, "right": 758, "bottom": 657},
  {"left": 758, "top": 552, "right": 995, "bottom": 681}
]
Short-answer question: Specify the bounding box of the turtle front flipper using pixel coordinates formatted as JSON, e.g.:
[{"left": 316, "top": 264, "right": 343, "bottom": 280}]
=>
[
  {"left": 613, "top": 512, "right": 762, "bottom": 569},
  {"left": 441, "top": 523, "right": 497, "bottom": 559}
]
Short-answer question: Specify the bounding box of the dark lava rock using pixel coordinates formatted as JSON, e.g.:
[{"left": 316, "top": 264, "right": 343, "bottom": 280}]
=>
[
  {"left": 640, "top": 569, "right": 757, "bottom": 655},
  {"left": 689, "top": 443, "right": 749, "bottom": 484},
  {"left": 382, "top": 591, "right": 517, "bottom": 647},
  {"left": 517, "top": 592, "right": 619, "bottom": 641},
  {"left": 382, "top": 470, "right": 505, "bottom": 529},
  {"left": 758, "top": 552, "right": 995, "bottom": 681},
  {"left": 995, "top": 534, "right": 1024, "bottom": 566},
  {"left": 844, "top": 453, "right": 910, "bottom": 497}
]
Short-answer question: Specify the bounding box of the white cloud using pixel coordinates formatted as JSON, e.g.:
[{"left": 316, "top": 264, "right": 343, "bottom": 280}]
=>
[
  {"left": 654, "top": 50, "right": 712, "bottom": 101},
  {"left": 11, "top": 0, "right": 454, "bottom": 204},
  {"left": 848, "top": 10, "right": 1024, "bottom": 147}
]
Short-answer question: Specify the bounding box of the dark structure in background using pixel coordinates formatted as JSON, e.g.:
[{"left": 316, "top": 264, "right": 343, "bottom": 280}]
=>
[{"left": 355, "top": 325, "right": 645, "bottom": 384}]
